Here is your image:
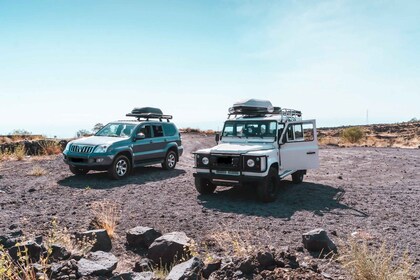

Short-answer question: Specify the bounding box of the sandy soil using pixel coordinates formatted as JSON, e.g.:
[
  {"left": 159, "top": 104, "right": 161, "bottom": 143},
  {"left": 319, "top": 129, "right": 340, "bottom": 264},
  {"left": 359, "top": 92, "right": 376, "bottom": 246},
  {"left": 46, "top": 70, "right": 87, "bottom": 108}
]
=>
[{"left": 1, "top": 133, "right": 419, "bottom": 278}]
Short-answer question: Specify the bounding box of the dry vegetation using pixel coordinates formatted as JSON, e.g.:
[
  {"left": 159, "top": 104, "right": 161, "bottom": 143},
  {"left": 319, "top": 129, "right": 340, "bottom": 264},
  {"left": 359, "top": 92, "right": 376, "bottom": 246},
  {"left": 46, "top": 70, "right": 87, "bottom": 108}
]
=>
[
  {"left": 40, "top": 141, "right": 62, "bottom": 156},
  {"left": 340, "top": 240, "right": 414, "bottom": 280},
  {"left": 27, "top": 165, "right": 47, "bottom": 177},
  {"left": 90, "top": 201, "right": 120, "bottom": 239}
]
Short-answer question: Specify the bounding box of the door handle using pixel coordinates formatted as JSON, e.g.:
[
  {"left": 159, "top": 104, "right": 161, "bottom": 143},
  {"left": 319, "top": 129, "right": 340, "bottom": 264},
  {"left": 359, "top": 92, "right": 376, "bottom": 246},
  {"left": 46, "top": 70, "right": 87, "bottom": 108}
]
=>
[
  {"left": 150, "top": 140, "right": 154, "bottom": 144},
  {"left": 307, "top": 151, "right": 316, "bottom": 155}
]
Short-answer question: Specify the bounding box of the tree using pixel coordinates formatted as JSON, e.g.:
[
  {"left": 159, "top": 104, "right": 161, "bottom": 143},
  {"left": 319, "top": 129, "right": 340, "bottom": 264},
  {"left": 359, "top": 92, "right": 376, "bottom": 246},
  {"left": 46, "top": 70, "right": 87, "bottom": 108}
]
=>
[
  {"left": 93, "top": 123, "right": 104, "bottom": 133},
  {"left": 10, "top": 129, "right": 32, "bottom": 135},
  {"left": 76, "top": 129, "right": 91, "bottom": 138}
]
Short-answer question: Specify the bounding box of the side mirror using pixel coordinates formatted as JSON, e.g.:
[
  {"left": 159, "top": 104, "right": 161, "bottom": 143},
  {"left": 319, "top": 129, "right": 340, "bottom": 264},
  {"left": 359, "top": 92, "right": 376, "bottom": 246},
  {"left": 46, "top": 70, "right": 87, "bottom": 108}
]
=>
[
  {"left": 215, "top": 133, "right": 220, "bottom": 144},
  {"left": 136, "top": 132, "right": 146, "bottom": 140}
]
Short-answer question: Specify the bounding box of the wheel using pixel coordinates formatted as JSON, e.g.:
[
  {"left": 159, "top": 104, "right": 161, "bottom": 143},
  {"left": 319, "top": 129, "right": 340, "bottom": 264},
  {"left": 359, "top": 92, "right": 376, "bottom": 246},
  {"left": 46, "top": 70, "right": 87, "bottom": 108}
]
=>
[
  {"left": 108, "top": 155, "right": 131, "bottom": 180},
  {"left": 161, "top": 150, "right": 177, "bottom": 170},
  {"left": 292, "top": 171, "right": 304, "bottom": 184},
  {"left": 69, "top": 166, "right": 89, "bottom": 175},
  {"left": 257, "top": 167, "right": 279, "bottom": 202},
  {"left": 195, "top": 178, "right": 216, "bottom": 195}
]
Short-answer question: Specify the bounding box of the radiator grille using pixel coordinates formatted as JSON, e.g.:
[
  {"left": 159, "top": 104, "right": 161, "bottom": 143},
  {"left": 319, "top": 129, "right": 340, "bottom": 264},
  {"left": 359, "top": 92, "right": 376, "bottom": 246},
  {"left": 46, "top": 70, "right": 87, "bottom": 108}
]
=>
[{"left": 70, "top": 145, "right": 94, "bottom": 154}]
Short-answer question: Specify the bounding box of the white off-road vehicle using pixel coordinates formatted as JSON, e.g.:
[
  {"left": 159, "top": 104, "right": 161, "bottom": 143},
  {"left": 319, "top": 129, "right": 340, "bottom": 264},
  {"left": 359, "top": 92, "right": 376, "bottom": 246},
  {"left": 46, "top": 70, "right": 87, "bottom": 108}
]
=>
[{"left": 193, "top": 99, "right": 319, "bottom": 202}]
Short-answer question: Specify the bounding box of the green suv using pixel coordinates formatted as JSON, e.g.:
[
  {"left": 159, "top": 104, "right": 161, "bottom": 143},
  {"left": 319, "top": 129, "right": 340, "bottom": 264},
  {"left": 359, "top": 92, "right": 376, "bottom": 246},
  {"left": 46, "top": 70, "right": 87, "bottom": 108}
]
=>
[{"left": 63, "top": 108, "right": 183, "bottom": 179}]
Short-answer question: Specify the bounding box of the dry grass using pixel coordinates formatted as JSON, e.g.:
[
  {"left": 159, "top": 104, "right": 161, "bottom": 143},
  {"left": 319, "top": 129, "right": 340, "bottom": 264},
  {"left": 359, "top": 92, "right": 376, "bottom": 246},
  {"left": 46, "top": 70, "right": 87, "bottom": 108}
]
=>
[
  {"left": 40, "top": 141, "right": 62, "bottom": 155},
  {"left": 90, "top": 201, "right": 120, "bottom": 239},
  {"left": 28, "top": 165, "right": 47, "bottom": 176},
  {"left": 13, "top": 144, "right": 26, "bottom": 161},
  {"left": 340, "top": 239, "right": 414, "bottom": 280},
  {"left": 0, "top": 244, "right": 47, "bottom": 280},
  {"left": 46, "top": 220, "right": 93, "bottom": 256},
  {"left": 204, "top": 225, "right": 272, "bottom": 259}
]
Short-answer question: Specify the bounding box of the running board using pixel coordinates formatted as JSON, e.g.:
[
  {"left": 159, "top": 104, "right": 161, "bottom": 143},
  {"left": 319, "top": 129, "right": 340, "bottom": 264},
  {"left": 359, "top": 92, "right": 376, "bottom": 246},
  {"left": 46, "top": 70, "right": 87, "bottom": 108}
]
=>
[
  {"left": 279, "top": 170, "right": 295, "bottom": 179},
  {"left": 133, "top": 160, "right": 163, "bottom": 167}
]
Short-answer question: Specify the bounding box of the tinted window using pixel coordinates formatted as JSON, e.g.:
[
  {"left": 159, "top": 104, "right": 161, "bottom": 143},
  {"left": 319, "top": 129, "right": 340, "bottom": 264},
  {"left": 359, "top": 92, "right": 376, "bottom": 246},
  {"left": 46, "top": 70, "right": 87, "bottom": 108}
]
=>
[
  {"left": 139, "top": 125, "right": 152, "bottom": 138},
  {"left": 163, "top": 123, "right": 177, "bottom": 136},
  {"left": 152, "top": 125, "right": 164, "bottom": 137}
]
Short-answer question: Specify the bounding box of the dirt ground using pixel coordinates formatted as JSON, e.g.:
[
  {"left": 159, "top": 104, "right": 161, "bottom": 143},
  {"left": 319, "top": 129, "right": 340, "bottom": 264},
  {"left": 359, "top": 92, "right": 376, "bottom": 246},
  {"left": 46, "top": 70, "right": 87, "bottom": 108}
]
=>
[{"left": 1, "top": 133, "right": 419, "bottom": 278}]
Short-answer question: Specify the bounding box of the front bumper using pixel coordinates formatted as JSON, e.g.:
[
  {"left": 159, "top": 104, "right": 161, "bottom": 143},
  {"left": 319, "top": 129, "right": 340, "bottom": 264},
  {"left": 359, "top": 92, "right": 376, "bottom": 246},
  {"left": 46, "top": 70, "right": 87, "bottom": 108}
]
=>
[
  {"left": 193, "top": 170, "right": 266, "bottom": 186},
  {"left": 63, "top": 151, "right": 114, "bottom": 171}
]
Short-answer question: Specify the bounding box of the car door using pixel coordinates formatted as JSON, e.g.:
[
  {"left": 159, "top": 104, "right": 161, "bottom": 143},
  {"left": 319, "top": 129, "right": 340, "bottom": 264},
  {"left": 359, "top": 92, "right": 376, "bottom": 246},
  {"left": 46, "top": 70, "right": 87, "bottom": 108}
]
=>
[
  {"left": 279, "top": 120, "right": 319, "bottom": 170},
  {"left": 150, "top": 124, "right": 167, "bottom": 159},
  {"left": 132, "top": 124, "right": 156, "bottom": 163}
]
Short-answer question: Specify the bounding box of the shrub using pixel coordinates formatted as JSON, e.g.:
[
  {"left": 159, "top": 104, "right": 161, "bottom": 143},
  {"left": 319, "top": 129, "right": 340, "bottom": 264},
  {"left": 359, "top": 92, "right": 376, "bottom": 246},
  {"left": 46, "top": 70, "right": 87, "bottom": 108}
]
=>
[
  {"left": 341, "top": 127, "right": 364, "bottom": 143},
  {"left": 0, "top": 244, "right": 49, "bottom": 279},
  {"left": 14, "top": 144, "right": 26, "bottom": 161},
  {"left": 40, "top": 141, "right": 62, "bottom": 155},
  {"left": 90, "top": 201, "right": 120, "bottom": 239},
  {"left": 46, "top": 219, "right": 93, "bottom": 256},
  {"left": 28, "top": 165, "right": 47, "bottom": 176},
  {"left": 340, "top": 240, "right": 413, "bottom": 280}
]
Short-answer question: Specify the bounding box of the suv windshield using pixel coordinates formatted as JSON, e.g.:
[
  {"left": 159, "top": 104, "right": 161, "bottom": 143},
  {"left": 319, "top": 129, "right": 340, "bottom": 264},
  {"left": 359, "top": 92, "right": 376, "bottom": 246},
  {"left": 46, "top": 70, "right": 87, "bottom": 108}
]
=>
[
  {"left": 95, "top": 123, "right": 136, "bottom": 138},
  {"left": 222, "top": 121, "right": 277, "bottom": 140}
]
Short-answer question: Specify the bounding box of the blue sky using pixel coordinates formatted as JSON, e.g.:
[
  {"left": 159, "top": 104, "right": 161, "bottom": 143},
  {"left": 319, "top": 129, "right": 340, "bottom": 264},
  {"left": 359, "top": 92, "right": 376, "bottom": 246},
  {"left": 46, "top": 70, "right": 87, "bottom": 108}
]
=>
[{"left": 0, "top": 0, "right": 419, "bottom": 137}]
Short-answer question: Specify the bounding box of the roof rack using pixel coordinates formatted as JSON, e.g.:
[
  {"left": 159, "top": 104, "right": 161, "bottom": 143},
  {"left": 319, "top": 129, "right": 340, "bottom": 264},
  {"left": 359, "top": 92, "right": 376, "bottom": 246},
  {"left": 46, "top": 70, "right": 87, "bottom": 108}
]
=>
[{"left": 126, "top": 113, "right": 173, "bottom": 122}]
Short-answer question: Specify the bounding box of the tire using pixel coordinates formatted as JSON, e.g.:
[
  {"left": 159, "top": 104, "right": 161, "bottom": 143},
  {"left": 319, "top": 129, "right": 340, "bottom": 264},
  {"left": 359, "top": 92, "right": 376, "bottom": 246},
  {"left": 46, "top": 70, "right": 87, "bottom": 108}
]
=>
[
  {"left": 69, "top": 166, "right": 89, "bottom": 175},
  {"left": 257, "top": 167, "right": 279, "bottom": 203},
  {"left": 161, "top": 150, "right": 177, "bottom": 170},
  {"left": 108, "top": 155, "right": 131, "bottom": 180},
  {"left": 292, "top": 171, "right": 304, "bottom": 184},
  {"left": 195, "top": 178, "right": 216, "bottom": 195}
]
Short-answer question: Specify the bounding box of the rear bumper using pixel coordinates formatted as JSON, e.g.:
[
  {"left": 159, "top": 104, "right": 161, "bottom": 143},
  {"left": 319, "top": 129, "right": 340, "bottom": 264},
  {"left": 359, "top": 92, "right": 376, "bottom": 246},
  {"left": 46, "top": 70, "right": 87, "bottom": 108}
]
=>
[
  {"left": 63, "top": 152, "right": 114, "bottom": 171},
  {"left": 178, "top": 146, "right": 184, "bottom": 158},
  {"left": 193, "top": 171, "right": 265, "bottom": 186}
]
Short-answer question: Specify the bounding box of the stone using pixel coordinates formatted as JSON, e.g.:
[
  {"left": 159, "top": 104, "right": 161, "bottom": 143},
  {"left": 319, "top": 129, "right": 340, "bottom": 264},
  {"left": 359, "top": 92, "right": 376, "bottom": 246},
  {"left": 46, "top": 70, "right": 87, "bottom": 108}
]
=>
[
  {"left": 0, "top": 229, "right": 23, "bottom": 248},
  {"left": 302, "top": 228, "right": 337, "bottom": 253},
  {"left": 166, "top": 257, "right": 204, "bottom": 280},
  {"left": 50, "top": 244, "right": 71, "bottom": 260},
  {"left": 147, "top": 232, "right": 191, "bottom": 266},
  {"left": 8, "top": 241, "right": 42, "bottom": 262},
  {"left": 238, "top": 257, "right": 255, "bottom": 274},
  {"left": 257, "top": 251, "right": 275, "bottom": 268},
  {"left": 126, "top": 226, "right": 162, "bottom": 249},
  {"left": 75, "top": 229, "right": 112, "bottom": 252},
  {"left": 77, "top": 251, "right": 118, "bottom": 277},
  {"left": 133, "top": 258, "right": 153, "bottom": 272},
  {"left": 110, "top": 272, "right": 155, "bottom": 280},
  {"left": 202, "top": 259, "right": 221, "bottom": 279}
]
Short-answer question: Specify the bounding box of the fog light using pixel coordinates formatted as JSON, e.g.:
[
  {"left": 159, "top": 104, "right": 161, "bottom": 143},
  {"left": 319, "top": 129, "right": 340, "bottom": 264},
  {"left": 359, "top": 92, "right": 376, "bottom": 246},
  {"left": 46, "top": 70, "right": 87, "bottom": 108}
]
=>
[
  {"left": 202, "top": 157, "right": 209, "bottom": 165},
  {"left": 96, "top": 158, "right": 104, "bottom": 163}
]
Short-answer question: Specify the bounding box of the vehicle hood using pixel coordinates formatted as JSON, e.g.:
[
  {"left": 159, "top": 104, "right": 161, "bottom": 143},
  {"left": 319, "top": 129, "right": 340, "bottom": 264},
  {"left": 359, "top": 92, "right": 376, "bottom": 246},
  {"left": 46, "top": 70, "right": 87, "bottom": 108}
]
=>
[
  {"left": 70, "top": 136, "right": 127, "bottom": 146},
  {"left": 196, "top": 142, "right": 274, "bottom": 155}
]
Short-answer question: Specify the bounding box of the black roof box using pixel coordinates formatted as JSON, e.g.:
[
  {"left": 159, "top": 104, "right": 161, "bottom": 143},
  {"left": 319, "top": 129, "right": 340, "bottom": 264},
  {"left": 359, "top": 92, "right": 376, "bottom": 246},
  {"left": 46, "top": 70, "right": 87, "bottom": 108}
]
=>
[
  {"left": 131, "top": 107, "right": 163, "bottom": 115},
  {"left": 126, "top": 107, "right": 172, "bottom": 121}
]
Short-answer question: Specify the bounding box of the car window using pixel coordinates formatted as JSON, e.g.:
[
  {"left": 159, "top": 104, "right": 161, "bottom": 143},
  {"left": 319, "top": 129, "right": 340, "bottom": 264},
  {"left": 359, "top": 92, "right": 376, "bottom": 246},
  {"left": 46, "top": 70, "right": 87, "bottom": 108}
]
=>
[
  {"left": 152, "top": 125, "right": 164, "bottom": 137},
  {"left": 163, "top": 123, "right": 177, "bottom": 136},
  {"left": 140, "top": 125, "right": 152, "bottom": 138}
]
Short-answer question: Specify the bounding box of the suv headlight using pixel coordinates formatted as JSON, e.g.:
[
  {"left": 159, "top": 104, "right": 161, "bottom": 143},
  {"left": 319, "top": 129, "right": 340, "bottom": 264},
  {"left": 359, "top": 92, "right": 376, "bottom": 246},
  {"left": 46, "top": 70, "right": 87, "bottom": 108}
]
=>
[
  {"left": 195, "top": 154, "right": 210, "bottom": 168},
  {"left": 94, "top": 145, "right": 109, "bottom": 153},
  {"left": 247, "top": 159, "right": 255, "bottom": 167},
  {"left": 64, "top": 142, "right": 71, "bottom": 152},
  {"left": 243, "top": 156, "right": 266, "bottom": 172}
]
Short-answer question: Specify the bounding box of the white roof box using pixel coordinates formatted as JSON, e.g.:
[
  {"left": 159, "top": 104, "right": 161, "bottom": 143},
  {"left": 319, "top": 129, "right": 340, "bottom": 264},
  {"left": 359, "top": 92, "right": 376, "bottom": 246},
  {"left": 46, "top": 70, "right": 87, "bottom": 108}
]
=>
[
  {"left": 233, "top": 99, "right": 274, "bottom": 111},
  {"left": 229, "top": 99, "right": 280, "bottom": 115}
]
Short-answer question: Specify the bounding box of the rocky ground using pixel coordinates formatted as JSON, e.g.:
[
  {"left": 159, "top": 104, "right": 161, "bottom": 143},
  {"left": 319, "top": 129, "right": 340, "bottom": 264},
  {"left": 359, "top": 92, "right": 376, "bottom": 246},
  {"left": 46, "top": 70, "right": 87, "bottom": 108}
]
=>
[{"left": 0, "top": 133, "right": 419, "bottom": 279}]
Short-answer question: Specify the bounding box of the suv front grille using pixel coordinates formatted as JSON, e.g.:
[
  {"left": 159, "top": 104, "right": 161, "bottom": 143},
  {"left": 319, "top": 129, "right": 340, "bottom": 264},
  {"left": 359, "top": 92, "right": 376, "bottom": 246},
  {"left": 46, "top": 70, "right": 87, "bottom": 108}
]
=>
[
  {"left": 210, "top": 154, "right": 241, "bottom": 171},
  {"left": 70, "top": 145, "right": 94, "bottom": 154}
]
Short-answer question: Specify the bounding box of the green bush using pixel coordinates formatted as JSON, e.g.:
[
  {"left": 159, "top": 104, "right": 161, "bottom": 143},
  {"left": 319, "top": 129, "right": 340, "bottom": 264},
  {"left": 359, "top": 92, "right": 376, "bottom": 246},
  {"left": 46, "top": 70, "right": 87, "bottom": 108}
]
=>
[{"left": 341, "top": 127, "right": 364, "bottom": 143}]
